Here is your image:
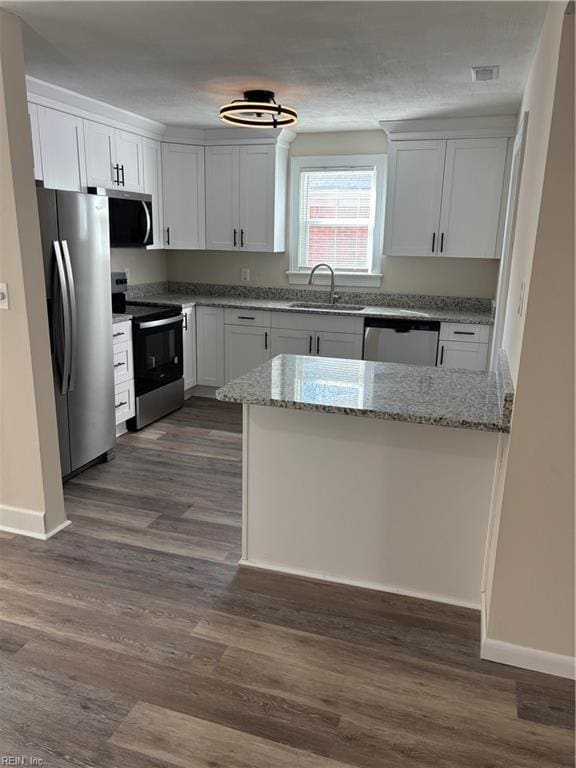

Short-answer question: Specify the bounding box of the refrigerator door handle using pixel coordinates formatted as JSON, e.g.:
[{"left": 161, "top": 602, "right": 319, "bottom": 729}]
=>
[
  {"left": 142, "top": 200, "right": 151, "bottom": 245},
  {"left": 53, "top": 240, "right": 72, "bottom": 395},
  {"left": 60, "top": 240, "right": 78, "bottom": 392}
]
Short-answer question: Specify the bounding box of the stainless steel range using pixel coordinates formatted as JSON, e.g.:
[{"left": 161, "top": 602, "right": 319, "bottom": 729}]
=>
[{"left": 112, "top": 273, "right": 184, "bottom": 430}]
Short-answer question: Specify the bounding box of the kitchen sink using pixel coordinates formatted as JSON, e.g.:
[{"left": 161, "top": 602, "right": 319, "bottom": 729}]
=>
[{"left": 289, "top": 302, "right": 365, "bottom": 311}]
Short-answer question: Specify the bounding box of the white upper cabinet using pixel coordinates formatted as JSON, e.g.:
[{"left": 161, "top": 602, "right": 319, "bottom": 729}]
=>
[
  {"left": 205, "top": 146, "right": 239, "bottom": 250},
  {"left": 84, "top": 121, "right": 143, "bottom": 191},
  {"left": 384, "top": 140, "right": 446, "bottom": 257},
  {"left": 205, "top": 143, "right": 287, "bottom": 253},
  {"left": 84, "top": 120, "right": 116, "bottom": 187},
  {"left": 115, "top": 130, "right": 144, "bottom": 192},
  {"left": 142, "top": 138, "right": 164, "bottom": 249},
  {"left": 37, "top": 107, "right": 86, "bottom": 192},
  {"left": 384, "top": 135, "right": 509, "bottom": 259},
  {"left": 438, "top": 138, "right": 508, "bottom": 259},
  {"left": 239, "top": 145, "right": 275, "bottom": 251},
  {"left": 162, "top": 143, "right": 206, "bottom": 250},
  {"left": 28, "top": 103, "right": 43, "bottom": 181}
]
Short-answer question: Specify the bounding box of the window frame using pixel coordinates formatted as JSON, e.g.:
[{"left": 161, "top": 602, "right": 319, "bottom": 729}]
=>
[{"left": 288, "top": 154, "right": 387, "bottom": 287}]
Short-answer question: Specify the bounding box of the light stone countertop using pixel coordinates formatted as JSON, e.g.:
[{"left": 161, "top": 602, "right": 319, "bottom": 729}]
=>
[
  {"left": 128, "top": 293, "right": 494, "bottom": 326},
  {"left": 113, "top": 313, "right": 132, "bottom": 324},
  {"left": 216, "top": 354, "right": 513, "bottom": 433}
]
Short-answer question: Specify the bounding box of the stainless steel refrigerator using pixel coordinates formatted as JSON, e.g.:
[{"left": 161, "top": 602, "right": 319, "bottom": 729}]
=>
[{"left": 37, "top": 188, "right": 115, "bottom": 478}]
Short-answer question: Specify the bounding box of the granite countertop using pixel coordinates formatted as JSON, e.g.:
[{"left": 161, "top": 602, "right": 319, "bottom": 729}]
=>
[
  {"left": 216, "top": 353, "right": 514, "bottom": 433},
  {"left": 129, "top": 293, "right": 494, "bottom": 326},
  {"left": 113, "top": 313, "right": 132, "bottom": 324}
]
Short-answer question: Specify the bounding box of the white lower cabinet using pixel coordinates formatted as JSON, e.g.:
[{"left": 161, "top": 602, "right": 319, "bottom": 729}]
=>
[
  {"left": 225, "top": 325, "right": 271, "bottom": 382},
  {"left": 438, "top": 341, "right": 489, "bottom": 371},
  {"left": 182, "top": 307, "right": 197, "bottom": 392},
  {"left": 271, "top": 328, "right": 314, "bottom": 357},
  {"left": 196, "top": 306, "right": 224, "bottom": 387},
  {"left": 112, "top": 322, "right": 135, "bottom": 426},
  {"left": 315, "top": 331, "right": 364, "bottom": 360},
  {"left": 437, "top": 323, "right": 490, "bottom": 370}
]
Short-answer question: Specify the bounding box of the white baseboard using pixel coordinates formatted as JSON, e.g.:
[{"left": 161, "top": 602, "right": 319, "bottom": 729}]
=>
[
  {"left": 239, "top": 558, "right": 480, "bottom": 610},
  {"left": 0, "top": 504, "right": 71, "bottom": 540},
  {"left": 481, "top": 594, "right": 575, "bottom": 679},
  {"left": 481, "top": 637, "right": 575, "bottom": 679}
]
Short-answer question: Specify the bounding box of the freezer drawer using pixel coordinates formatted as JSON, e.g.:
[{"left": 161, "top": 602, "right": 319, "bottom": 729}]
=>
[{"left": 363, "top": 320, "right": 439, "bottom": 366}]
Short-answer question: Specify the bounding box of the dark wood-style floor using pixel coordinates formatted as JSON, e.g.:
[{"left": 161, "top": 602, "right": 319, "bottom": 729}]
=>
[{"left": 0, "top": 397, "right": 573, "bottom": 767}]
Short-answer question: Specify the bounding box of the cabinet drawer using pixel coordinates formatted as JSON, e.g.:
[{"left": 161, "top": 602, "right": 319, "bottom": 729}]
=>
[
  {"left": 440, "top": 323, "right": 490, "bottom": 343},
  {"left": 113, "top": 341, "right": 133, "bottom": 385},
  {"left": 224, "top": 308, "right": 271, "bottom": 327},
  {"left": 271, "top": 311, "right": 363, "bottom": 335},
  {"left": 114, "top": 381, "right": 135, "bottom": 424},
  {"left": 112, "top": 321, "right": 132, "bottom": 343}
]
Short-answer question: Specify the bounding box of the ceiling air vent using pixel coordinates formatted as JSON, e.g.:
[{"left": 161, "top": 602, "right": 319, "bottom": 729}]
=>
[{"left": 471, "top": 66, "right": 499, "bottom": 82}]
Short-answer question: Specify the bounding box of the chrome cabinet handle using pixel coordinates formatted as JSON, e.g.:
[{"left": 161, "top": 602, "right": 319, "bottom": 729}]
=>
[{"left": 60, "top": 240, "right": 78, "bottom": 392}]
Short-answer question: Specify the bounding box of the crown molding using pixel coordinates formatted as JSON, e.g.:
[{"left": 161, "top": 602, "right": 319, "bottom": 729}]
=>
[
  {"left": 26, "top": 76, "right": 298, "bottom": 148},
  {"left": 379, "top": 115, "right": 518, "bottom": 141}
]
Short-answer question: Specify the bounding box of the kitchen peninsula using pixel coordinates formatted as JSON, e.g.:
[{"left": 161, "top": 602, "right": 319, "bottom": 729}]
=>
[{"left": 217, "top": 353, "right": 513, "bottom": 608}]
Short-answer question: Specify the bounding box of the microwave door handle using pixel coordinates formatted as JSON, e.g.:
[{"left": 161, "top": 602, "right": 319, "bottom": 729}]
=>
[
  {"left": 53, "top": 241, "right": 72, "bottom": 395},
  {"left": 60, "top": 240, "right": 78, "bottom": 392},
  {"left": 142, "top": 200, "right": 151, "bottom": 245}
]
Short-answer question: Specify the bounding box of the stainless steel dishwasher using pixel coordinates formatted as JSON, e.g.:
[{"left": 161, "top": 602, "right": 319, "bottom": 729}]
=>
[{"left": 363, "top": 318, "right": 440, "bottom": 366}]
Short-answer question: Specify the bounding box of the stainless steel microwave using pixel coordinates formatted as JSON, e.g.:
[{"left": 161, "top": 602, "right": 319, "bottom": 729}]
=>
[{"left": 89, "top": 188, "right": 153, "bottom": 248}]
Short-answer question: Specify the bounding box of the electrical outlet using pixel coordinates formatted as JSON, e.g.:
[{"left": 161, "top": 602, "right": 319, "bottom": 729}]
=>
[
  {"left": 0, "top": 283, "right": 9, "bottom": 310},
  {"left": 240, "top": 268, "right": 250, "bottom": 282}
]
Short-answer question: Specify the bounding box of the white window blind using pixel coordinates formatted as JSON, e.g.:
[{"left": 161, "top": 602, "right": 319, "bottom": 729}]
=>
[{"left": 297, "top": 167, "right": 377, "bottom": 272}]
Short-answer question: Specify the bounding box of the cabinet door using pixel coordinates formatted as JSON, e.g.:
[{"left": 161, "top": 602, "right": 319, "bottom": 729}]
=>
[
  {"left": 115, "top": 130, "right": 144, "bottom": 192},
  {"left": 162, "top": 143, "right": 206, "bottom": 249},
  {"left": 206, "top": 146, "right": 239, "bottom": 250},
  {"left": 438, "top": 138, "right": 508, "bottom": 259},
  {"left": 383, "top": 140, "right": 446, "bottom": 257},
  {"left": 239, "top": 145, "right": 275, "bottom": 252},
  {"left": 196, "top": 306, "right": 224, "bottom": 387},
  {"left": 438, "top": 341, "right": 488, "bottom": 370},
  {"left": 315, "top": 332, "right": 364, "bottom": 360},
  {"left": 84, "top": 119, "right": 117, "bottom": 188},
  {"left": 224, "top": 325, "right": 271, "bottom": 383},
  {"left": 37, "top": 107, "right": 86, "bottom": 191},
  {"left": 28, "top": 103, "right": 43, "bottom": 181},
  {"left": 271, "top": 328, "right": 314, "bottom": 357},
  {"left": 183, "top": 307, "right": 197, "bottom": 391},
  {"left": 142, "top": 138, "right": 164, "bottom": 249}
]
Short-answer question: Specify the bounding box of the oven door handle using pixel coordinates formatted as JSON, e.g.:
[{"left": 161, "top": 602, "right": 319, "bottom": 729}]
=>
[{"left": 136, "top": 316, "right": 183, "bottom": 330}]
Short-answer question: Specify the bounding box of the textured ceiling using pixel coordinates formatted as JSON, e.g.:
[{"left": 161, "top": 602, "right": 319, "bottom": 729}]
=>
[{"left": 4, "top": 1, "right": 547, "bottom": 131}]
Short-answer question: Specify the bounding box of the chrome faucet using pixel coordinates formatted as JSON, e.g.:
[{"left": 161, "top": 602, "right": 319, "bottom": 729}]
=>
[{"left": 308, "top": 263, "right": 339, "bottom": 305}]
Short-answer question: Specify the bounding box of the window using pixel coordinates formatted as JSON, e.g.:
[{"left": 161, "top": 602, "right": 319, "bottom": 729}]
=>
[{"left": 289, "top": 154, "right": 386, "bottom": 286}]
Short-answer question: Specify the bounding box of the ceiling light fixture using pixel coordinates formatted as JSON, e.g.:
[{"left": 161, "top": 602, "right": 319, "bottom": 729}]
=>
[{"left": 219, "top": 90, "right": 297, "bottom": 128}]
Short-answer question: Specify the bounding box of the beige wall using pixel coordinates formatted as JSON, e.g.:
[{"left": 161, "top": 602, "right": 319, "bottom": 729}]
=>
[
  {"left": 166, "top": 129, "right": 500, "bottom": 297},
  {"left": 485, "top": 7, "right": 574, "bottom": 663},
  {"left": 0, "top": 10, "right": 66, "bottom": 536},
  {"left": 501, "top": 5, "right": 567, "bottom": 382},
  {"left": 111, "top": 247, "right": 167, "bottom": 285}
]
